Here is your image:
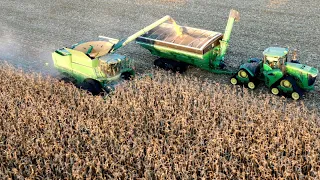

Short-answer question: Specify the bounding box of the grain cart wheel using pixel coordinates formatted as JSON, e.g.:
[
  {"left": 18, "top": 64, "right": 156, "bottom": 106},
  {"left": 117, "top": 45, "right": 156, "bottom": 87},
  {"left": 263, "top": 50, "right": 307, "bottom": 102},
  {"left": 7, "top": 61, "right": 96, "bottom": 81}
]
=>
[
  {"left": 271, "top": 87, "right": 280, "bottom": 95},
  {"left": 291, "top": 92, "right": 300, "bottom": 100},
  {"left": 154, "top": 59, "right": 164, "bottom": 68},
  {"left": 230, "top": 77, "right": 238, "bottom": 85},
  {"left": 247, "top": 81, "right": 256, "bottom": 89}
]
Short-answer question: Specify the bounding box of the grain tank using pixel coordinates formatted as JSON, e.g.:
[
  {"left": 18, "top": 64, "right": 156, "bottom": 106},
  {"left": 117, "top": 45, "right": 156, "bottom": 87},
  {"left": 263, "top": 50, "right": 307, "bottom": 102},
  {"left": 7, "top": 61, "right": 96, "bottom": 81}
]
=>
[{"left": 136, "top": 10, "right": 240, "bottom": 73}]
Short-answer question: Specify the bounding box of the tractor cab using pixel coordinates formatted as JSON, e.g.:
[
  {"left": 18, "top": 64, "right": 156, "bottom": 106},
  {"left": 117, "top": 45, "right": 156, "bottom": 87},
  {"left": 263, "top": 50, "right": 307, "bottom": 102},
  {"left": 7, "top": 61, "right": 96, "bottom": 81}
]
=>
[{"left": 262, "top": 47, "right": 288, "bottom": 71}]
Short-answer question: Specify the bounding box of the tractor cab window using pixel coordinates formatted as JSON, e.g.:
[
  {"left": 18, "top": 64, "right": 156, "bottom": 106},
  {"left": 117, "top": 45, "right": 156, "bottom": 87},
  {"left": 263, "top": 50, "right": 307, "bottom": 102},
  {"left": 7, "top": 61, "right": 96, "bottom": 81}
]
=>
[
  {"left": 278, "top": 55, "right": 287, "bottom": 65},
  {"left": 100, "top": 61, "right": 121, "bottom": 77},
  {"left": 265, "top": 56, "right": 280, "bottom": 69}
]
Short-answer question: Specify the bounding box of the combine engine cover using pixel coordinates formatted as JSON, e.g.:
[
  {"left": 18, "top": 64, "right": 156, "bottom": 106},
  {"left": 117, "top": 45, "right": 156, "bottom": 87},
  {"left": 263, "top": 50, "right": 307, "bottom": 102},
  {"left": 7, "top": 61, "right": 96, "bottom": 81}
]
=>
[{"left": 285, "top": 62, "right": 318, "bottom": 90}]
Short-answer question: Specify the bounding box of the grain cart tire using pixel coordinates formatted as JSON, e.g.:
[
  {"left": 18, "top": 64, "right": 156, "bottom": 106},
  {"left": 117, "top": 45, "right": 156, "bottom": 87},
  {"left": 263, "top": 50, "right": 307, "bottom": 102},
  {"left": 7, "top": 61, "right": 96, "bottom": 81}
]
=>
[
  {"left": 82, "top": 79, "right": 102, "bottom": 95},
  {"left": 173, "top": 61, "right": 188, "bottom": 74},
  {"left": 154, "top": 59, "right": 164, "bottom": 68}
]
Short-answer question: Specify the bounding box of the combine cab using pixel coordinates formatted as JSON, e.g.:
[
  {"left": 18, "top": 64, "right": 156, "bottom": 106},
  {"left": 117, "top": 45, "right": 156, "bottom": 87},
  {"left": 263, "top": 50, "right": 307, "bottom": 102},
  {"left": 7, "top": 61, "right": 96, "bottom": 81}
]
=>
[{"left": 231, "top": 47, "right": 318, "bottom": 100}]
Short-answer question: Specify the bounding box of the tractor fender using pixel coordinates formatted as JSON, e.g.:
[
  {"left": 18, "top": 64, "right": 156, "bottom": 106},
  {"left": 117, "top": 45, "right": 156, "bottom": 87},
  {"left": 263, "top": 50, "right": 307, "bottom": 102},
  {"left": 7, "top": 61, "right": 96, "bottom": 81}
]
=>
[{"left": 239, "top": 62, "right": 260, "bottom": 77}]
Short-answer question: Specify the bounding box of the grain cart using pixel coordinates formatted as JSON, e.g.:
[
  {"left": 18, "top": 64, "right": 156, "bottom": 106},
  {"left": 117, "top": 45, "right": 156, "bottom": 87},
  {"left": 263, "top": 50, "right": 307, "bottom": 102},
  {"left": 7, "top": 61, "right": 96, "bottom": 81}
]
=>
[
  {"left": 230, "top": 47, "right": 318, "bottom": 100},
  {"left": 136, "top": 9, "right": 240, "bottom": 74},
  {"left": 52, "top": 15, "right": 180, "bottom": 95}
]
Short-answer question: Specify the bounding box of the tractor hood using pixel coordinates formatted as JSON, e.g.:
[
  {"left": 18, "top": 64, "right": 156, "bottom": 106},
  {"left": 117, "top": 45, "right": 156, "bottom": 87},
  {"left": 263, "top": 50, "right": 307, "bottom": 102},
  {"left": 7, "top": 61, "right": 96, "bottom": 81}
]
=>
[
  {"left": 286, "top": 62, "right": 318, "bottom": 76},
  {"left": 285, "top": 62, "right": 318, "bottom": 88}
]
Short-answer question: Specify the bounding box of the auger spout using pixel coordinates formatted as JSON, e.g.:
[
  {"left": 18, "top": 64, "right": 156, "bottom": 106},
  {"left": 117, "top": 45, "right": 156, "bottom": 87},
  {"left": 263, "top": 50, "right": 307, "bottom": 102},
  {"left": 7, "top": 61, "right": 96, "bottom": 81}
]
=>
[
  {"left": 218, "top": 9, "right": 240, "bottom": 60},
  {"left": 111, "top": 15, "right": 182, "bottom": 52}
]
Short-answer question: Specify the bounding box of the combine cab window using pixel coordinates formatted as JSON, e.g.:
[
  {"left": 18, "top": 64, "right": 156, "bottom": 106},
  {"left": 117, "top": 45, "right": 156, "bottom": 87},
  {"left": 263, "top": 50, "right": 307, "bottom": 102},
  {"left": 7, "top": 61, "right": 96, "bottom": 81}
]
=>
[{"left": 100, "top": 61, "right": 121, "bottom": 77}]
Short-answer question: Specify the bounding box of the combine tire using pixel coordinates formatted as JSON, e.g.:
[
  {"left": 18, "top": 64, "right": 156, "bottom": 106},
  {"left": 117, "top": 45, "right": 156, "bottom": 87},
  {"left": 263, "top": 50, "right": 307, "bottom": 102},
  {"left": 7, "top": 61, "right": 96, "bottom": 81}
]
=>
[{"left": 82, "top": 79, "right": 102, "bottom": 95}]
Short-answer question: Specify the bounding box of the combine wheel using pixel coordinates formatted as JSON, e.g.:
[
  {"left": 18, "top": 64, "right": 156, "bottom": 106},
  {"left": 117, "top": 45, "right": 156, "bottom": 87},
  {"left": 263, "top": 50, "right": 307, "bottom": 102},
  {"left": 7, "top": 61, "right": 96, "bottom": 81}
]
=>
[
  {"left": 82, "top": 79, "right": 102, "bottom": 95},
  {"left": 247, "top": 81, "right": 256, "bottom": 89},
  {"left": 230, "top": 77, "right": 238, "bottom": 85},
  {"left": 271, "top": 87, "right": 280, "bottom": 95},
  {"left": 291, "top": 92, "right": 300, "bottom": 100}
]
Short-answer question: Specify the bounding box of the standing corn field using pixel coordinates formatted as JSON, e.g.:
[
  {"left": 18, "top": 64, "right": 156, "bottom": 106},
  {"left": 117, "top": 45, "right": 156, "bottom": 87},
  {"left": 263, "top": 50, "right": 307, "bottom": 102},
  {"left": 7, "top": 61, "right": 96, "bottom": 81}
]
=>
[{"left": 0, "top": 64, "right": 319, "bottom": 179}]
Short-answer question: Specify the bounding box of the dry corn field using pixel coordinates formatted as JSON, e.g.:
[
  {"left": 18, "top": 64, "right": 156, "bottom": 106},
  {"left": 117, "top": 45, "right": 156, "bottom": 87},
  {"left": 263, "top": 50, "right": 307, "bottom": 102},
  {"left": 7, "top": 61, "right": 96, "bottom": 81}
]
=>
[{"left": 0, "top": 64, "right": 319, "bottom": 179}]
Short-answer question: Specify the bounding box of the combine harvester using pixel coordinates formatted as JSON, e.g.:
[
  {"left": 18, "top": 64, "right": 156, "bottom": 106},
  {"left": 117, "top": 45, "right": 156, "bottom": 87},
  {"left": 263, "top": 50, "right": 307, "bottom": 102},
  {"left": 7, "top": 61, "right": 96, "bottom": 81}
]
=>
[{"left": 52, "top": 16, "right": 182, "bottom": 95}]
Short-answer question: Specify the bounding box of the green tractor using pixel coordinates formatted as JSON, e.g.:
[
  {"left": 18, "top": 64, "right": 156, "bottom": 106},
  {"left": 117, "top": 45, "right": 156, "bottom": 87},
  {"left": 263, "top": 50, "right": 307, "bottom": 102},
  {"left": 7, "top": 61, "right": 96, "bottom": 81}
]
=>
[{"left": 231, "top": 47, "right": 318, "bottom": 100}]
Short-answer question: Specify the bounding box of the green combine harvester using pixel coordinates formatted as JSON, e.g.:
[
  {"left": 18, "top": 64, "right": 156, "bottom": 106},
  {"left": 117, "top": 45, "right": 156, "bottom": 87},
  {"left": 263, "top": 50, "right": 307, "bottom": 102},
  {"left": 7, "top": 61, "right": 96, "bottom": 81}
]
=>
[
  {"left": 52, "top": 15, "right": 180, "bottom": 95},
  {"left": 136, "top": 9, "right": 240, "bottom": 73},
  {"left": 230, "top": 47, "right": 318, "bottom": 100}
]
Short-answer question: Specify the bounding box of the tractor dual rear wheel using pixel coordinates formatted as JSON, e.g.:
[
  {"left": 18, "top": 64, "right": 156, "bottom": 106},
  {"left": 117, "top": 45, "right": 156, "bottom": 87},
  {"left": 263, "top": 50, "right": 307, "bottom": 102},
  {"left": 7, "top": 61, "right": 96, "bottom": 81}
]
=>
[
  {"left": 271, "top": 87, "right": 280, "bottom": 95},
  {"left": 230, "top": 77, "right": 238, "bottom": 85},
  {"left": 238, "top": 69, "right": 248, "bottom": 79},
  {"left": 291, "top": 92, "right": 300, "bottom": 100},
  {"left": 236, "top": 69, "right": 256, "bottom": 89},
  {"left": 247, "top": 81, "right": 256, "bottom": 89},
  {"left": 280, "top": 79, "right": 292, "bottom": 88},
  {"left": 279, "top": 77, "right": 303, "bottom": 100}
]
